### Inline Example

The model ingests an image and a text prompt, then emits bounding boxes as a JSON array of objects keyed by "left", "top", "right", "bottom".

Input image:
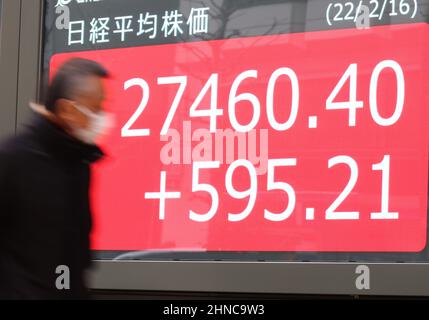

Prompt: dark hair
[{"left": 44, "top": 58, "right": 109, "bottom": 112}]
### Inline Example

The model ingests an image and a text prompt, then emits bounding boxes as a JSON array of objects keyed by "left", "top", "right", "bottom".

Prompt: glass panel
[{"left": 42, "top": 0, "right": 429, "bottom": 262}]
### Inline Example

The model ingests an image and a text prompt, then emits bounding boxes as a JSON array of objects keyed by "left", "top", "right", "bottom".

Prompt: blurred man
[{"left": 0, "top": 58, "right": 111, "bottom": 299}]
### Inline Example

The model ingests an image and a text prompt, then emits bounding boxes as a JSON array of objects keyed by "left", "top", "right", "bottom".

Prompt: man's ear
[{"left": 55, "top": 98, "right": 77, "bottom": 124}]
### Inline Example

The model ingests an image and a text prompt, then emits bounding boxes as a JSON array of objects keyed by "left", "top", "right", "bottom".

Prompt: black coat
[{"left": 0, "top": 112, "right": 104, "bottom": 299}]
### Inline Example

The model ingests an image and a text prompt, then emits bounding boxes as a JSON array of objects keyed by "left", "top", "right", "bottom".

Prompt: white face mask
[{"left": 71, "top": 104, "right": 114, "bottom": 145}]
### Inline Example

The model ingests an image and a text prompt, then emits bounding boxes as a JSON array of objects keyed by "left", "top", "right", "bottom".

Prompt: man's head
[{"left": 43, "top": 58, "right": 110, "bottom": 144}]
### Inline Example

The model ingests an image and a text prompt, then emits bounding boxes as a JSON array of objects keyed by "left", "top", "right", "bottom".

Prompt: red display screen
[{"left": 50, "top": 21, "right": 429, "bottom": 252}]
